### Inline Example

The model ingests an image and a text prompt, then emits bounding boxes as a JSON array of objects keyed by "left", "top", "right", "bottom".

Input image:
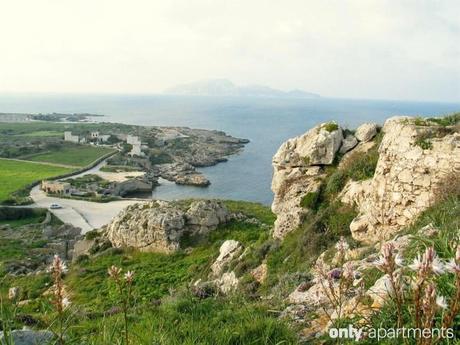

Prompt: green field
[
  {"left": 0, "top": 159, "right": 73, "bottom": 202},
  {"left": 26, "top": 145, "right": 115, "bottom": 167},
  {"left": 16, "top": 130, "right": 62, "bottom": 137}
]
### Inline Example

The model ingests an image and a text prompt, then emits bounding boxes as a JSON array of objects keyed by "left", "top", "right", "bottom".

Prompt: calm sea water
[{"left": 1, "top": 94, "right": 459, "bottom": 204}]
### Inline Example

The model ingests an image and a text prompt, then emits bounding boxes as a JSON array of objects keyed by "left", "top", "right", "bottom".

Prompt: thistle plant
[
  {"left": 49, "top": 254, "right": 71, "bottom": 345},
  {"left": 108, "top": 265, "right": 135, "bottom": 345}
]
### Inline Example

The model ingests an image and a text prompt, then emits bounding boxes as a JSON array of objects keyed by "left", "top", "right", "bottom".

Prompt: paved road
[{"left": 30, "top": 185, "right": 145, "bottom": 234}]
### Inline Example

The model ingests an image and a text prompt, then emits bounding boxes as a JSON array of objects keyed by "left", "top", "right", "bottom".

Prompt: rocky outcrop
[
  {"left": 112, "top": 178, "right": 152, "bottom": 197},
  {"left": 355, "top": 123, "right": 379, "bottom": 142},
  {"left": 345, "top": 116, "right": 460, "bottom": 243},
  {"left": 106, "top": 200, "right": 230, "bottom": 253},
  {"left": 152, "top": 163, "right": 210, "bottom": 187},
  {"left": 210, "top": 240, "right": 242, "bottom": 276},
  {"left": 271, "top": 122, "right": 344, "bottom": 239}
]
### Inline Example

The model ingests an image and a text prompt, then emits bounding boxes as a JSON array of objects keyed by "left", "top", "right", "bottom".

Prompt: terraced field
[
  {"left": 26, "top": 145, "right": 115, "bottom": 167},
  {"left": 0, "top": 159, "right": 74, "bottom": 202}
]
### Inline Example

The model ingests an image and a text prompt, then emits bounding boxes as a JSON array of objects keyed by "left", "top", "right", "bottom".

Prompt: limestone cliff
[
  {"left": 271, "top": 116, "right": 460, "bottom": 243},
  {"left": 345, "top": 116, "right": 460, "bottom": 243}
]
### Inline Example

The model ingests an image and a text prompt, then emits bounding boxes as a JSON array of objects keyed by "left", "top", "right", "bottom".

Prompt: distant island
[
  {"left": 164, "top": 79, "right": 320, "bottom": 99},
  {"left": 0, "top": 112, "right": 104, "bottom": 123}
]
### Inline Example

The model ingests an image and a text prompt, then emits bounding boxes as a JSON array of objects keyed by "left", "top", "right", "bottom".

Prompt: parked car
[{"left": 49, "top": 203, "right": 63, "bottom": 209}]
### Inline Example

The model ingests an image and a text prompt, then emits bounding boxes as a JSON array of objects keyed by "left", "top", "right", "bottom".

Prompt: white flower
[
  {"left": 62, "top": 297, "right": 71, "bottom": 309},
  {"left": 436, "top": 295, "right": 448, "bottom": 310},
  {"left": 373, "top": 257, "right": 386, "bottom": 271},
  {"left": 431, "top": 257, "right": 445, "bottom": 275},
  {"left": 335, "top": 237, "right": 349, "bottom": 252},
  {"left": 409, "top": 255, "right": 422, "bottom": 271},
  {"left": 445, "top": 259, "right": 460, "bottom": 273},
  {"left": 124, "top": 270, "right": 135, "bottom": 283},
  {"left": 50, "top": 255, "right": 67, "bottom": 274},
  {"left": 395, "top": 253, "right": 404, "bottom": 267}
]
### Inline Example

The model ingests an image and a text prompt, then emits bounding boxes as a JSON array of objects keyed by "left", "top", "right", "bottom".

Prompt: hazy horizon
[{"left": 1, "top": 1, "right": 459, "bottom": 102}]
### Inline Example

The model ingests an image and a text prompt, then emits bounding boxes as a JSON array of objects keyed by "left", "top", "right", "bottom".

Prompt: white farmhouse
[{"left": 64, "top": 131, "right": 80, "bottom": 143}]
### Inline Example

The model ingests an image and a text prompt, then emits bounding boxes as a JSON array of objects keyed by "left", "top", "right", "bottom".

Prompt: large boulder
[
  {"left": 339, "top": 134, "right": 358, "bottom": 154},
  {"left": 106, "top": 200, "right": 230, "bottom": 253},
  {"left": 355, "top": 123, "right": 379, "bottom": 142},
  {"left": 271, "top": 123, "right": 343, "bottom": 239}
]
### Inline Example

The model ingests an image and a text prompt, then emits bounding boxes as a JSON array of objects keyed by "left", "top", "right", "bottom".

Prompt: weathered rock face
[
  {"left": 339, "top": 134, "right": 358, "bottom": 154},
  {"left": 210, "top": 240, "right": 243, "bottom": 276},
  {"left": 345, "top": 116, "right": 460, "bottom": 243},
  {"left": 355, "top": 123, "right": 379, "bottom": 142},
  {"left": 273, "top": 123, "right": 343, "bottom": 167},
  {"left": 106, "top": 200, "right": 230, "bottom": 253},
  {"left": 271, "top": 123, "right": 343, "bottom": 239},
  {"left": 186, "top": 200, "right": 231, "bottom": 234}
]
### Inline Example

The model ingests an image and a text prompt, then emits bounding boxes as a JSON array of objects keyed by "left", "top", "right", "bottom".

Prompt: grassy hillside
[
  {"left": 0, "top": 201, "right": 299, "bottom": 344},
  {"left": 0, "top": 159, "right": 73, "bottom": 203}
]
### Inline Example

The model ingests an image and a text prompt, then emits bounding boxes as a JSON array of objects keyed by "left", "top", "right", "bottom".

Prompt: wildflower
[
  {"left": 409, "top": 255, "right": 422, "bottom": 271},
  {"left": 432, "top": 257, "right": 446, "bottom": 275},
  {"left": 61, "top": 297, "right": 71, "bottom": 310},
  {"left": 445, "top": 259, "right": 460, "bottom": 274},
  {"left": 395, "top": 253, "right": 404, "bottom": 267},
  {"left": 335, "top": 236, "right": 349, "bottom": 252},
  {"left": 436, "top": 295, "right": 448, "bottom": 310},
  {"left": 409, "top": 247, "right": 445, "bottom": 276},
  {"left": 50, "top": 255, "right": 68, "bottom": 275},
  {"left": 8, "top": 287, "right": 19, "bottom": 301},
  {"left": 342, "top": 262, "right": 354, "bottom": 280},
  {"left": 124, "top": 270, "right": 135, "bottom": 284},
  {"left": 108, "top": 265, "right": 122, "bottom": 280}
]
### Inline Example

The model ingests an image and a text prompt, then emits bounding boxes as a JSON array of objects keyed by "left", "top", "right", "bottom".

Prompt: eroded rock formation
[
  {"left": 345, "top": 116, "right": 460, "bottom": 243},
  {"left": 106, "top": 200, "right": 230, "bottom": 253},
  {"left": 271, "top": 122, "right": 344, "bottom": 239}
]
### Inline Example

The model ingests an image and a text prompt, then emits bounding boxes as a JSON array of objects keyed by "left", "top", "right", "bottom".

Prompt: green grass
[
  {"left": 0, "top": 159, "right": 73, "bottom": 203},
  {"left": 26, "top": 145, "right": 115, "bottom": 167},
  {"left": 15, "top": 130, "right": 62, "bottom": 137},
  {"left": 0, "top": 201, "right": 298, "bottom": 344}
]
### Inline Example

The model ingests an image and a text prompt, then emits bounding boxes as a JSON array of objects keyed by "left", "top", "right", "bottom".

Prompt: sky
[{"left": 0, "top": 0, "right": 459, "bottom": 102}]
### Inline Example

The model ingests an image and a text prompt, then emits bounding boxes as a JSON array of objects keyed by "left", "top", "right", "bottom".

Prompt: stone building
[
  {"left": 64, "top": 131, "right": 79, "bottom": 143},
  {"left": 41, "top": 180, "right": 71, "bottom": 195}
]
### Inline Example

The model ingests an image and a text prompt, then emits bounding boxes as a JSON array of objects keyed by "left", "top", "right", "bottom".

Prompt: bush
[
  {"left": 300, "top": 191, "right": 320, "bottom": 209},
  {"left": 323, "top": 122, "right": 339, "bottom": 132}
]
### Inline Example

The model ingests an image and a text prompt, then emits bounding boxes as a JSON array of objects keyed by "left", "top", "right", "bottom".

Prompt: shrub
[
  {"left": 325, "top": 170, "right": 347, "bottom": 196},
  {"left": 415, "top": 137, "right": 433, "bottom": 150},
  {"left": 300, "top": 191, "right": 320, "bottom": 209},
  {"left": 323, "top": 122, "right": 339, "bottom": 132}
]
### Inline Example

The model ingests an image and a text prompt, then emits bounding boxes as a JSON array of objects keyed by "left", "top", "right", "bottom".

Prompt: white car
[{"left": 49, "top": 203, "right": 63, "bottom": 209}]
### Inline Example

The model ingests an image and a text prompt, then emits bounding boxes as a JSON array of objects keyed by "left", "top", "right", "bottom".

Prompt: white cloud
[{"left": 0, "top": 0, "right": 458, "bottom": 101}]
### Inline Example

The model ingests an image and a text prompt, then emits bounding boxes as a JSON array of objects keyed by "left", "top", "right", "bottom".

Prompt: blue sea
[{"left": 1, "top": 94, "right": 459, "bottom": 205}]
